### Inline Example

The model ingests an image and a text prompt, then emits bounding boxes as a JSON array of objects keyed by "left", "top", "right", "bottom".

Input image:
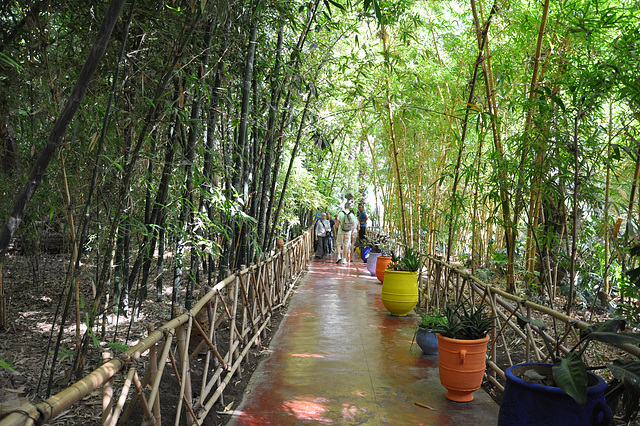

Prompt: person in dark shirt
[{"left": 357, "top": 203, "right": 367, "bottom": 243}]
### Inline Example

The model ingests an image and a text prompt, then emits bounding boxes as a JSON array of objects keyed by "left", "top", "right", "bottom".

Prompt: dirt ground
[{"left": 0, "top": 252, "right": 293, "bottom": 425}]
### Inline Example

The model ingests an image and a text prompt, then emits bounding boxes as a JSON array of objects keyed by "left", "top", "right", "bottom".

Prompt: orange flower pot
[
  {"left": 437, "top": 333, "right": 489, "bottom": 402},
  {"left": 380, "top": 270, "right": 418, "bottom": 316},
  {"left": 375, "top": 256, "right": 392, "bottom": 284}
]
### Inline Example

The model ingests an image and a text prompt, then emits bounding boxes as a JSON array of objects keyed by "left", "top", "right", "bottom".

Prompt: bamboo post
[
  {"left": 175, "top": 317, "right": 194, "bottom": 425},
  {"left": 490, "top": 293, "right": 497, "bottom": 379},
  {"left": 167, "top": 347, "right": 199, "bottom": 425},
  {"left": 132, "top": 370, "right": 155, "bottom": 425},
  {"left": 101, "top": 352, "right": 114, "bottom": 425},
  {"left": 526, "top": 306, "right": 532, "bottom": 363},
  {"left": 108, "top": 366, "right": 135, "bottom": 426},
  {"left": 199, "top": 301, "right": 218, "bottom": 406},
  {"left": 148, "top": 325, "right": 161, "bottom": 426},
  {"left": 144, "top": 331, "right": 173, "bottom": 414},
  {"left": 230, "top": 275, "right": 241, "bottom": 377}
]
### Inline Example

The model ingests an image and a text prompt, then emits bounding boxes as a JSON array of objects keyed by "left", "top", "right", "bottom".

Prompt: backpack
[{"left": 341, "top": 211, "right": 354, "bottom": 232}]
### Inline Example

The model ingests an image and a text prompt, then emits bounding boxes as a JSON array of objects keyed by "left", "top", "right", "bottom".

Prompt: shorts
[{"left": 336, "top": 233, "right": 352, "bottom": 252}]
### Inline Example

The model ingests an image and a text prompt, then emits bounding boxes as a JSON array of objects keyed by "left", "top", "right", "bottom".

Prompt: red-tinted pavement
[{"left": 226, "top": 257, "right": 499, "bottom": 425}]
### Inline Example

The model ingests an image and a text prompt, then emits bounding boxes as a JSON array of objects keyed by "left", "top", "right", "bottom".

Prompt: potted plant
[
  {"left": 373, "top": 237, "right": 394, "bottom": 282},
  {"left": 432, "top": 303, "right": 494, "bottom": 402},
  {"left": 355, "top": 236, "right": 373, "bottom": 263},
  {"left": 497, "top": 316, "right": 640, "bottom": 425},
  {"left": 412, "top": 310, "right": 447, "bottom": 355},
  {"left": 380, "top": 246, "right": 420, "bottom": 316}
]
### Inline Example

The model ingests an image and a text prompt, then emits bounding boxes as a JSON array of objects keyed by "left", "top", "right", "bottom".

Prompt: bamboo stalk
[
  {"left": 146, "top": 331, "right": 174, "bottom": 419},
  {"left": 175, "top": 317, "right": 194, "bottom": 426},
  {"left": 101, "top": 352, "right": 114, "bottom": 425},
  {"left": 107, "top": 366, "right": 135, "bottom": 426},
  {"left": 132, "top": 370, "right": 155, "bottom": 425},
  {"left": 168, "top": 345, "right": 199, "bottom": 426},
  {"left": 148, "top": 326, "right": 161, "bottom": 426}
]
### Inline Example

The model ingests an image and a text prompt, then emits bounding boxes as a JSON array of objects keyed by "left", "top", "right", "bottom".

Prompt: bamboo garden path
[
  {"left": 2, "top": 228, "right": 639, "bottom": 425},
  {"left": 226, "top": 256, "right": 499, "bottom": 425}
]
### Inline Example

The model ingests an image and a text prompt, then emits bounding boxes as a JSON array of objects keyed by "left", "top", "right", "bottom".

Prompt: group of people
[{"left": 314, "top": 201, "right": 367, "bottom": 265}]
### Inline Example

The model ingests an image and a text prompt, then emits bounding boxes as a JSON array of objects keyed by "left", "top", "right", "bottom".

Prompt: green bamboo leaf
[
  {"left": 327, "top": 0, "right": 345, "bottom": 11},
  {"left": 372, "top": 0, "right": 382, "bottom": 23},
  {"left": 607, "top": 360, "right": 640, "bottom": 393},
  {"left": 323, "top": 0, "right": 332, "bottom": 16},
  {"left": 553, "top": 353, "right": 588, "bottom": 408},
  {"left": 0, "top": 357, "right": 13, "bottom": 371}
]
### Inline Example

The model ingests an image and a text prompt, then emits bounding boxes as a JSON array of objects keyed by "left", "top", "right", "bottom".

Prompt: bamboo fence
[
  {"left": 421, "top": 255, "right": 640, "bottom": 392},
  {"left": 0, "top": 229, "right": 313, "bottom": 426}
]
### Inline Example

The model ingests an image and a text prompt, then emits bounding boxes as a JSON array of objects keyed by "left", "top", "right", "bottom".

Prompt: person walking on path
[
  {"left": 314, "top": 213, "right": 329, "bottom": 258},
  {"left": 357, "top": 203, "right": 367, "bottom": 244},
  {"left": 326, "top": 212, "right": 334, "bottom": 254},
  {"left": 334, "top": 202, "right": 357, "bottom": 265}
]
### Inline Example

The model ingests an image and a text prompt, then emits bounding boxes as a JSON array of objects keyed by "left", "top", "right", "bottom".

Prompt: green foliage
[
  {"left": 416, "top": 309, "right": 447, "bottom": 330},
  {"left": 617, "top": 243, "right": 640, "bottom": 327},
  {"left": 433, "top": 303, "right": 493, "bottom": 341},
  {"left": 106, "top": 342, "right": 130, "bottom": 353},
  {"left": 0, "top": 356, "right": 13, "bottom": 371},
  {"left": 388, "top": 246, "right": 420, "bottom": 272},
  {"left": 359, "top": 234, "right": 394, "bottom": 256},
  {"left": 518, "top": 315, "right": 640, "bottom": 409},
  {"left": 552, "top": 352, "right": 589, "bottom": 407}
]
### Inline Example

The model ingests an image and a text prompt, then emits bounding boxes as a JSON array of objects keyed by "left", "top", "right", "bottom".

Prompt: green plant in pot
[
  {"left": 432, "top": 303, "right": 494, "bottom": 402},
  {"left": 388, "top": 246, "right": 421, "bottom": 272},
  {"left": 412, "top": 310, "right": 447, "bottom": 355},
  {"left": 380, "top": 246, "right": 420, "bottom": 316},
  {"left": 497, "top": 315, "right": 640, "bottom": 425},
  {"left": 363, "top": 235, "right": 392, "bottom": 276}
]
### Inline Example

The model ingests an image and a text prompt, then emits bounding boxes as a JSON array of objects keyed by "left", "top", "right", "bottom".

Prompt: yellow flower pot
[{"left": 380, "top": 270, "right": 418, "bottom": 316}]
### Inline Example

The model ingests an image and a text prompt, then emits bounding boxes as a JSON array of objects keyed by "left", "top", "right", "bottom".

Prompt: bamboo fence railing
[
  {"left": 0, "top": 229, "right": 313, "bottom": 426},
  {"left": 421, "top": 255, "right": 640, "bottom": 393}
]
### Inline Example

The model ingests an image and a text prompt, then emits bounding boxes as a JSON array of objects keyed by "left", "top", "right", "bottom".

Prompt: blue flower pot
[
  {"left": 498, "top": 363, "right": 612, "bottom": 426},
  {"left": 360, "top": 246, "right": 372, "bottom": 263},
  {"left": 415, "top": 328, "right": 438, "bottom": 355}
]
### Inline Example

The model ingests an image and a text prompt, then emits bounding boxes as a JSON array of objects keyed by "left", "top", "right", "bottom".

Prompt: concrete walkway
[{"left": 227, "top": 256, "right": 499, "bottom": 425}]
